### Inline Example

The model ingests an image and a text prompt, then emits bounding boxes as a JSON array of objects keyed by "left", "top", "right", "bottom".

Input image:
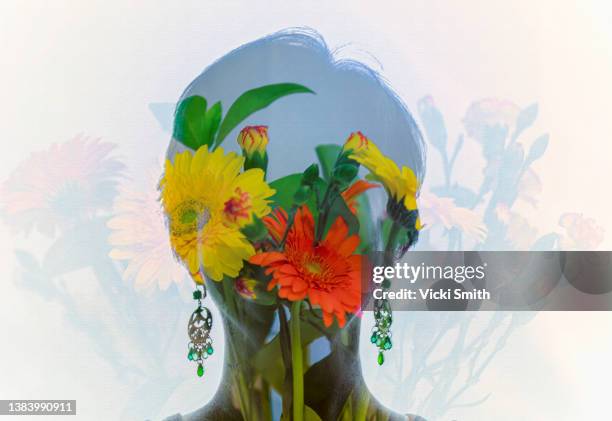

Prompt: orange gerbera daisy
[{"left": 250, "top": 206, "right": 361, "bottom": 327}]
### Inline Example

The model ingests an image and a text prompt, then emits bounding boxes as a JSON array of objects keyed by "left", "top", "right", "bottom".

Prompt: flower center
[
  {"left": 301, "top": 255, "right": 337, "bottom": 291},
  {"left": 304, "top": 261, "right": 323, "bottom": 275},
  {"left": 180, "top": 208, "right": 198, "bottom": 225},
  {"left": 224, "top": 188, "right": 252, "bottom": 223},
  {"left": 171, "top": 199, "right": 210, "bottom": 236}
]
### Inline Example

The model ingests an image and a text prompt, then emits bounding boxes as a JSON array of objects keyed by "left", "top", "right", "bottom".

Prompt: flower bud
[
  {"left": 235, "top": 277, "right": 258, "bottom": 300},
  {"left": 238, "top": 125, "right": 269, "bottom": 155},
  {"left": 342, "top": 131, "right": 370, "bottom": 153},
  {"left": 237, "top": 126, "right": 269, "bottom": 172}
]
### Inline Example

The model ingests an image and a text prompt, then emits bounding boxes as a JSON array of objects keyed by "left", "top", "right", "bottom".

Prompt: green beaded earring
[
  {"left": 187, "top": 284, "right": 214, "bottom": 378},
  {"left": 371, "top": 297, "right": 392, "bottom": 365}
]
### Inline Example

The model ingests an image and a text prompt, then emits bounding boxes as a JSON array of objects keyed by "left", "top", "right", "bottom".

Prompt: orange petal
[
  {"left": 263, "top": 208, "right": 289, "bottom": 242},
  {"left": 318, "top": 292, "right": 335, "bottom": 313},
  {"left": 292, "top": 206, "right": 315, "bottom": 245},
  {"left": 250, "top": 251, "right": 287, "bottom": 266},
  {"left": 291, "top": 278, "right": 308, "bottom": 293},
  {"left": 278, "top": 263, "right": 299, "bottom": 276},
  {"left": 342, "top": 180, "right": 380, "bottom": 202},
  {"left": 279, "top": 275, "right": 304, "bottom": 287},
  {"left": 336, "top": 234, "right": 360, "bottom": 256},
  {"left": 278, "top": 287, "right": 290, "bottom": 298},
  {"left": 322, "top": 216, "right": 349, "bottom": 249},
  {"left": 287, "top": 290, "right": 307, "bottom": 301},
  {"left": 335, "top": 310, "right": 346, "bottom": 327},
  {"left": 322, "top": 311, "right": 334, "bottom": 327},
  {"left": 267, "top": 278, "right": 279, "bottom": 291}
]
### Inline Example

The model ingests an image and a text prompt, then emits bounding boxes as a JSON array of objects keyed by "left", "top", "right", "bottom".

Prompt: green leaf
[
  {"left": 173, "top": 96, "right": 209, "bottom": 150},
  {"left": 333, "top": 163, "right": 358, "bottom": 186},
  {"left": 315, "top": 144, "right": 341, "bottom": 181},
  {"left": 305, "top": 405, "right": 323, "bottom": 421},
  {"left": 294, "top": 185, "right": 313, "bottom": 205},
  {"left": 270, "top": 173, "right": 324, "bottom": 210},
  {"left": 302, "top": 164, "right": 320, "bottom": 185},
  {"left": 202, "top": 101, "right": 222, "bottom": 146},
  {"left": 241, "top": 216, "right": 268, "bottom": 242},
  {"left": 216, "top": 83, "right": 314, "bottom": 146},
  {"left": 270, "top": 173, "right": 304, "bottom": 209},
  {"left": 525, "top": 134, "right": 549, "bottom": 166}
]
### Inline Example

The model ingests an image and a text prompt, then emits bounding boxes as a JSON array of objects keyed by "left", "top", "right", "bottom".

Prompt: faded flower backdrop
[
  {"left": 365, "top": 95, "right": 606, "bottom": 418},
  {"left": 2, "top": 3, "right": 612, "bottom": 419},
  {"left": 1, "top": 95, "right": 604, "bottom": 420},
  {"left": 107, "top": 165, "right": 186, "bottom": 291},
  {"left": 1, "top": 136, "right": 124, "bottom": 237}
]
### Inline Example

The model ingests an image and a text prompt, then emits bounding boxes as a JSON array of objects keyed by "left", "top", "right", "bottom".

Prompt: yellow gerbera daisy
[
  {"left": 160, "top": 146, "right": 275, "bottom": 282},
  {"left": 343, "top": 131, "right": 419, "bottom": 212}
]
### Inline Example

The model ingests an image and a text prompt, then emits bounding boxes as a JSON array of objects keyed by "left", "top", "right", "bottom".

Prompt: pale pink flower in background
[
  {"left": 107, "top": 168, "right": 186, "bottom": 291},
  {"left": 463, "top": 98, "right": 520, "bottom": 142},
  {"left": 496, "top": 204, "right": 538, "bottom": 250},
  {"left": 0, "top": 135, "right": 124, "bottom": 236},
  {"left": 418, "top": 191, "right": 487, "bottom": 241},
  {"left": 558, "top": 213, "right": 605, "bottom": 250}
]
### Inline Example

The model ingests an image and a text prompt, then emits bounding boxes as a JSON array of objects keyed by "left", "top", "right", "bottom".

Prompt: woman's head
[
  {"left": 167, "top": 28, "right": 425, "bottom": 182},
  {"left": 164, "top": 28, "right": 426, "bottom": 305}
]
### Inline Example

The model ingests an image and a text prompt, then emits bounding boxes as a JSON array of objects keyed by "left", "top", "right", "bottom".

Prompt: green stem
[
  {"left": 222, "top": 278, "right": 252, "bottom": 419},
  {"left": 354, "top": 386, "right": 370, "bottom": 421},
  {"left": 279, "top": 207, "right": 297, "bottom": 249},
  {"left": 235, "top": 370, "right": 251, "bottom": 420},
  {"left": 315, "top": 181, "right": 338, "bottom": 243},
  {"left": 277, "top": 305, "right": 293, "bottom": 418},
  {"left": 290, "top": 301, "right": 304, "bottom": 421}
]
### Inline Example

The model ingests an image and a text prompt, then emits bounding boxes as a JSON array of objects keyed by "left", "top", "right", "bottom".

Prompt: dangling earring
[
  {"left": 370, "top": 297, "right": 392, "bottom": 365},
  {"left": 187, "top": 284, "right": 214, "bottom": 378}
]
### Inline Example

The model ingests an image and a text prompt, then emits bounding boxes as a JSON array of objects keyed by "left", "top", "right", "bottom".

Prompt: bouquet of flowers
[{"left": 160, "top": 83, "right": 421, "bottom": 421}]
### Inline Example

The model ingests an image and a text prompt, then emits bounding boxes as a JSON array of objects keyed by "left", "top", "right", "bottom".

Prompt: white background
[{"left": 1, "top": 1, "right": 611, "bottom": 420}]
